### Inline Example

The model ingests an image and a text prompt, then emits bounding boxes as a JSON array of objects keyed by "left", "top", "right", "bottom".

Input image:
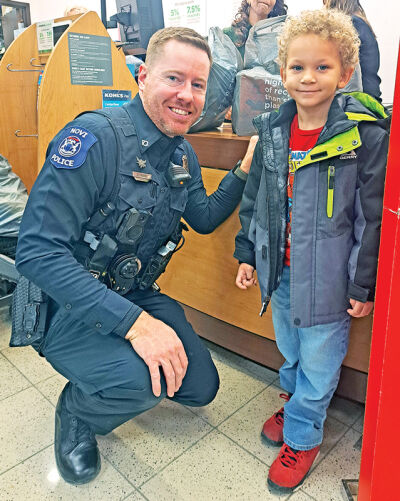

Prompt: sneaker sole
[
  {"left": 267, "top": 473, "right": 306, "bottom": 496},
  {"left": 267, "top": 451, "right": 320, "bottom": 495},
  {"left": 261, "top": 431, "right": 283, "bottom": 447}
]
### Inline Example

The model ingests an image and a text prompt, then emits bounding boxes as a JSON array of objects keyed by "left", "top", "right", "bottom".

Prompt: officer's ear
[{"left": 138, "top": 64, "right": 148, "bottom": 92}]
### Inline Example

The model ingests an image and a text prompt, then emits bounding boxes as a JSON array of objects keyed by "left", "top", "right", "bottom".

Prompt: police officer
[{"left": 15, "top": 27, "right": 256, "bottom": 485}]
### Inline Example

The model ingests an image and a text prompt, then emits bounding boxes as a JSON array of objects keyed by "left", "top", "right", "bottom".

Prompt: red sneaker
[
  {"left": 268, "top": 443, "right": 320, "bottom": 494},
  {"left": 261, "top": 393, "right": 290, "bottom": 446}
]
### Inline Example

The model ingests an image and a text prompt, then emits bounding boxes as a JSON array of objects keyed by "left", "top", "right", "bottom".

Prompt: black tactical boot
[{"left": 54, "top": 383, "right": 101, "bottom": 484}]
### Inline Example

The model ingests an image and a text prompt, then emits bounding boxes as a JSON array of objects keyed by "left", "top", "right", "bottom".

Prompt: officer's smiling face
[{"left": 138, "top": 40, "right": 210, "bottom": 137}]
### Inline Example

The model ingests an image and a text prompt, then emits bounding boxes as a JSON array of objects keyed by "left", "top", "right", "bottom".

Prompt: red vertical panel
[{"left": 358, "top": 44, "right": 400, "bottom": 500}]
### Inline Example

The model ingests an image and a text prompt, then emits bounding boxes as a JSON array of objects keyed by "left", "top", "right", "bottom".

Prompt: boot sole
[{"left": 261, "top": 431, "right": 283, "bottom": 447}]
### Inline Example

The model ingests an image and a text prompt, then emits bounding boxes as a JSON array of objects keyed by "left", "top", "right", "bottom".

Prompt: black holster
[
  {"left": 136, "top": 222, "right": 188, "bottom": 290},
  {"left": 9, "top": 276, "right": 48, "bottom": 347}
]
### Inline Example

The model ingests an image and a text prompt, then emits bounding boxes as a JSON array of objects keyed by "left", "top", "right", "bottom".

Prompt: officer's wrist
[
  {"left": 125, "top": 328, "right": 140, "bottom": 341},
  {"left": 232, "top": 160, "right": 248, "bottom": 181}
]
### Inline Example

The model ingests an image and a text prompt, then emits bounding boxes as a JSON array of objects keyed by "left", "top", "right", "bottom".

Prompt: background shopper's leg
[
  {"left": 271, "top": 266, "right": 298, "bottom": 395},
  {"left": 283, "top": 316, "right": 351, "bottom": 450}
]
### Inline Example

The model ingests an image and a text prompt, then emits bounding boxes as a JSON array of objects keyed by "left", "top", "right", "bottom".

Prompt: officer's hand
[
  {"left": 235, "top": 263, "right": 256, "bottom": 289},
  {"left": 347, "top": 299, "right": 374, "bottom": 318},
  {"left": 125, "top": 311, "right": 188, "bottom": 398},
  {"left": 239, "top": 135, "right": 259, "bottom": 174}
]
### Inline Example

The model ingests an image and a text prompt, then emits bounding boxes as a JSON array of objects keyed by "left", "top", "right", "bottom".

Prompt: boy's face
[{"left": 280, "top": 34, "right": 353, "bottom": 119}]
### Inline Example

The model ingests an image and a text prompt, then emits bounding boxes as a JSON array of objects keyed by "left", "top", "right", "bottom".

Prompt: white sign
[
  {"left": 162, "top": 0, "right": 207, "bottom": 36},
  {"left": 36, "top": 20, "right": 54, "bottom": 54}
]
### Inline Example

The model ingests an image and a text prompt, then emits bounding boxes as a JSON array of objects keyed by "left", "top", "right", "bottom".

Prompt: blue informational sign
[{"left": 102, "top": 89, "right": 132, "bottom": 108}]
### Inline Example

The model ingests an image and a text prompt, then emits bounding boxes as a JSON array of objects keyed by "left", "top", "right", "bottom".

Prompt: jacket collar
[
  {"left": 268, "top": 92, "right": 386, "bottom": 141},
  {"left": 255, "top": 94, "right": 365, "bottom": 171},
  {"left": 268, "top": 94, "right": 355, "bottom": 136},
  {"left": 124, "top": 94, "right": 184, "bottom": 155}
]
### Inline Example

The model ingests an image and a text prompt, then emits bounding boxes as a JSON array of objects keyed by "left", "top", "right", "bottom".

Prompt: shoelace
[
  {"left": 274, "top": 393, "right": 291, "bottom": 425},
  {"left": 279, "top": 393, "right": 291, "bottom": 403},
  {"left": 68, "top": 416, "right": 79, "bottom": 447},
  {"left": 68, "top": 415, "right": 95, "bottom": 447},
  {"left": 279, "top": 445, "right": 305, "bottom": 469}
]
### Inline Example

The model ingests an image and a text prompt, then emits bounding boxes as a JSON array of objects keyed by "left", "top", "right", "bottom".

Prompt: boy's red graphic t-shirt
[{"left": 285, "top": 115, "right": 323, "bottom": 266}]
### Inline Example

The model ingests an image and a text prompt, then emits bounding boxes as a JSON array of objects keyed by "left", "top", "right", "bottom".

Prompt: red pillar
[{"left": 358, "top": 43, "right": 400, "bottom": 500}]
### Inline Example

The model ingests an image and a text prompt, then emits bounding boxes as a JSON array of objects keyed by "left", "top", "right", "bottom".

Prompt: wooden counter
[
  {"left": 183, "top": 122, "right": 251, "bottom": 170},
  {"left": 158, "top": 124, "right": 371, "bottom": 403}
]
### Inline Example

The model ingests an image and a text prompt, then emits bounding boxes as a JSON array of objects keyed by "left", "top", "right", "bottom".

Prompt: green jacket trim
[
  {"left": 343, "top": 92, "right": 388, "bottom": 119},
  {"left": 294, "top": 126, "right": 362, "bottom": 171},
  {"left": 346, "top": 112, "right": 378, "bottom": 122},
  {"left": 293, "top": 91, "right": 388, "bottom": 172}
]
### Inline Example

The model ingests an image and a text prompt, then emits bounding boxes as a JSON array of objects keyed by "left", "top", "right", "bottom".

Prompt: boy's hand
[
  {"left": 347, "top": 299, "right": 374, "bottom": 318},
  {"left": 236, "top": 263, "right": 257, "bottom": 289}
]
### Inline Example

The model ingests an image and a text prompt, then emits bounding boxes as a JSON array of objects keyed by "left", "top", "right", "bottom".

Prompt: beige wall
[{"left": 28, "top": 0, "right": 117, "bottom": 23}]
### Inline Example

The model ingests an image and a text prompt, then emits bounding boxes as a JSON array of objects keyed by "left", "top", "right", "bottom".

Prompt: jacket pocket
[
  {"left": 326, "top": 165, "right": 335, "bottom": 218},
  {"left": 314, "top": 231, "right": 353, "bottom": 317},
  {"left": 169, "top": 186, "right": 188, "bottom": 214},
  {"left": 119, "top": 174, "right": 157, "bottom": 212},
  {"left": 317, "top": 161, "right": 357, "bottom": 240}
]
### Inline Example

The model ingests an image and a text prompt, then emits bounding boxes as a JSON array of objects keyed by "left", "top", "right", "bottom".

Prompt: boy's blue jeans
[{"left": 271, "top": 266, "right": 351, "bottom": 450}]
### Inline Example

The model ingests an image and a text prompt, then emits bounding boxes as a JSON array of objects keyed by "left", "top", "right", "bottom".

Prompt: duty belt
[{"left": 76, "top": 205, "right": 188, "bottom": 295}]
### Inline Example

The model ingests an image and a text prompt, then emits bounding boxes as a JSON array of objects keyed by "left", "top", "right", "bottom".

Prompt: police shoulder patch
[{"left": 49, "top": 126, "right": 98, "bottom": 169}]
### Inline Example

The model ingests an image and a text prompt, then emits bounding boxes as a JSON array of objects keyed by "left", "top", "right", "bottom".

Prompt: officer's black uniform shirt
[{"left": 16, "top": 95, "right": 246, "bottom": 339}]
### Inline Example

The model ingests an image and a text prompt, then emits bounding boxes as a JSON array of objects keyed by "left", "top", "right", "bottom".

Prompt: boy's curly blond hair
[{"left": 278, "top": 9, "right": 360, "bottom": 71}]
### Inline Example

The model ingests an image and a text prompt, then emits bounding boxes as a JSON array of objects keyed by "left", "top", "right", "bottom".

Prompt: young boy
[{"left": 234, "top": 9, "right": 389, "bottom": 495}]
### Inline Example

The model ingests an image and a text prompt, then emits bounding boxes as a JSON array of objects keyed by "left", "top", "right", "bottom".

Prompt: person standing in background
[
  {"left": 64, "top": 5, "right": 88, "bottom": 17},
  {"left": 223, "top": 0, "right": 288, "bottom": 121},
  {"left": 224, "top": 0, "right": 288, "bottom": 59},
  {"left": 324, "top": 0, "right": 382, "bottom": 102},
  {"left": 0, "top": 155, "right": 27, "bottom": 260}
]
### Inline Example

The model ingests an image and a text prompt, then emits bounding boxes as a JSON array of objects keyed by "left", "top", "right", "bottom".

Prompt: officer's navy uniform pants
[{"left": 37, "top": 289, "right": 219, "bottom": 435}]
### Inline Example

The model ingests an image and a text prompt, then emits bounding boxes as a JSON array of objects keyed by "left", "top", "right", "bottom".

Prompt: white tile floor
[{"left": 0, "top": 305, "right": 364, "bottom": 500}]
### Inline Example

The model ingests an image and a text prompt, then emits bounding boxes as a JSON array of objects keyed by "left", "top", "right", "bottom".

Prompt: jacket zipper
[
  {"left": 327, "top": 165, "right": 335, "bottom": 218},
  {"left": 259, "top": 296, "right": 270, "bottom": 316}
]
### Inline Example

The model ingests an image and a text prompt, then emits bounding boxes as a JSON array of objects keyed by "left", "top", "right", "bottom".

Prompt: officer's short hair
[{"left": 146, "top": 27, "right": 212, "bottom": 67}]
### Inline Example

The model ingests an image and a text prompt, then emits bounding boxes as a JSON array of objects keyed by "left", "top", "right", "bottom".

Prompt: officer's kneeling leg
[
  {"left": 131, "top": 290, "right": 220, "bottom": 407},
  {"left": 41, "top": 319, "right": 166, "bottom": 435}
]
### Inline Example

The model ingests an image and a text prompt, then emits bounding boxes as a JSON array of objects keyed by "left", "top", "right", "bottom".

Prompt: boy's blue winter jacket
[{"left": 234, "top": 93, "right": 389, "bottom": 328}]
